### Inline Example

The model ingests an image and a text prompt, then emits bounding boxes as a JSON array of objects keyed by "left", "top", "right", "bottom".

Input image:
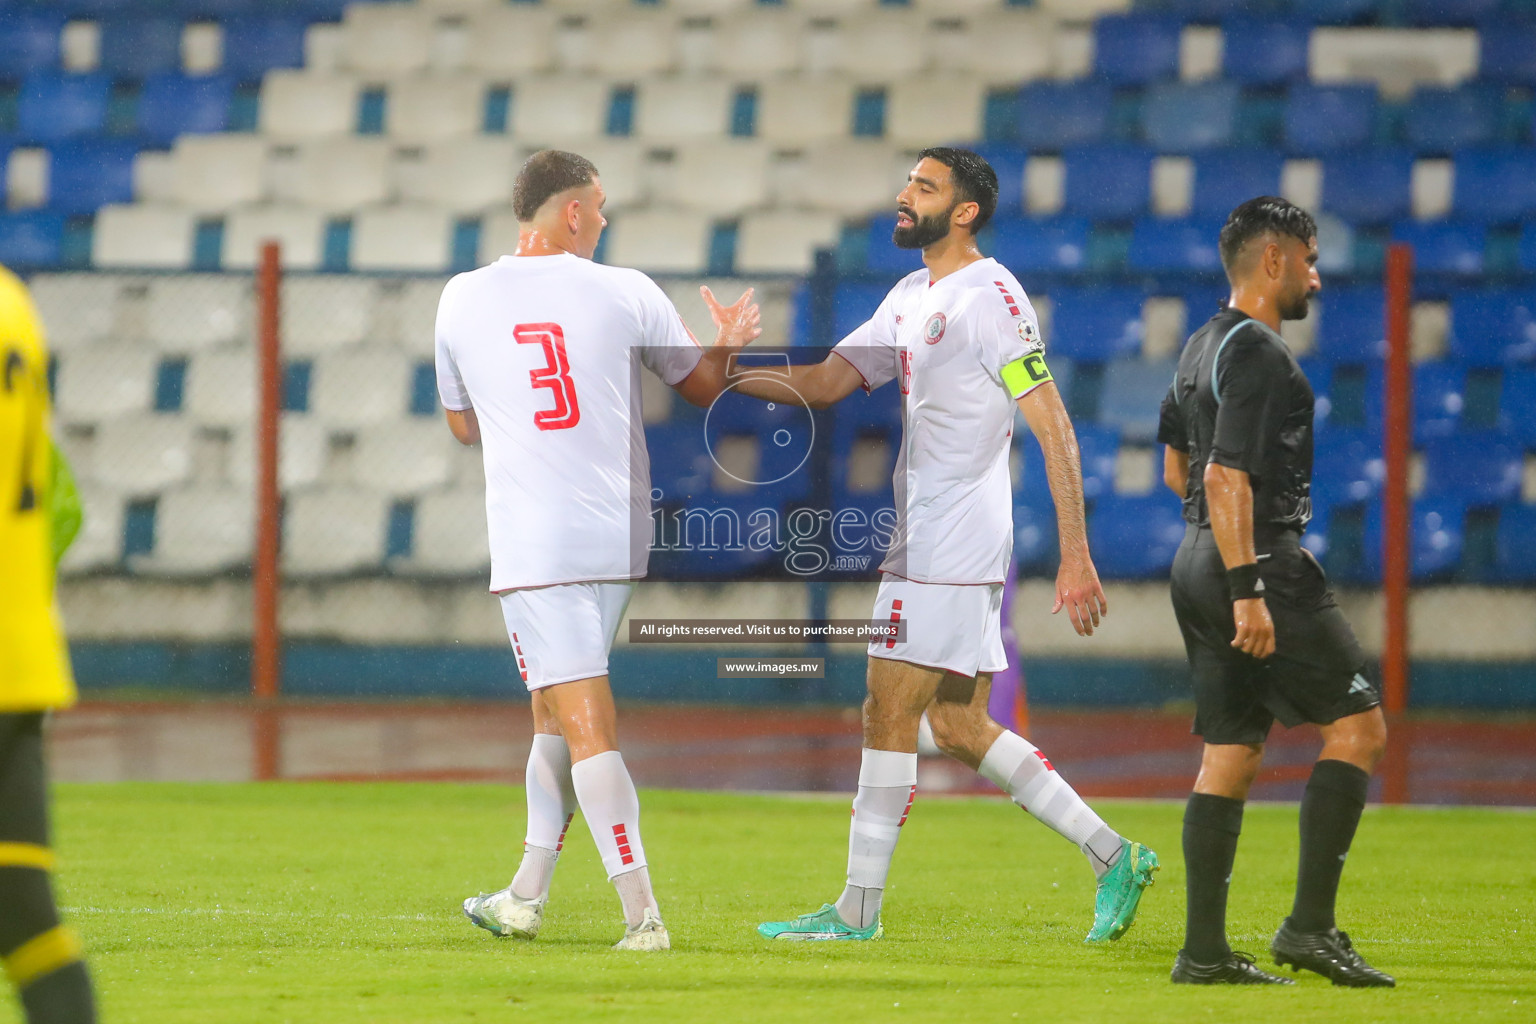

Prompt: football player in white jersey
[
  {"left": 714, "top": 147, "right": 1159, "bottom": 942},
  {"left": 442, "top": 150, "right": 760, "bottom": 950}
]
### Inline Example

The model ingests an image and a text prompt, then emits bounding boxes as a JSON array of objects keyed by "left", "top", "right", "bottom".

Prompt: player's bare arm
[
  {"left": 1017, "top": 381, "right": 1108, "bottom": 636},
  {"left": 674, "top": 286, "right": 763, "bottom": 408},
  {"left": 719, "top": 350, "right": 865, "bottom": 409},
  {"left": 1163, "top": 446, "right": 1190, "bottom": 496},
  {"left": 1203, "top": 462, "right": 1275, "bottom": 659},
  {"left": 444, "top": 407, "right": 480, "bottom": 446}
]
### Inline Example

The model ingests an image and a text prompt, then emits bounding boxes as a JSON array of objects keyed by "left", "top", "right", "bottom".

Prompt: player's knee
[{"left": 924, "top": 705, "right": 985, "bottom": 757}]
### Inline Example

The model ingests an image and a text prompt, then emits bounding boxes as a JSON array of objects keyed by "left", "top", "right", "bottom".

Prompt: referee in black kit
[{"left": 1157, "top": 198, "right": 1394, "bottom": 988}]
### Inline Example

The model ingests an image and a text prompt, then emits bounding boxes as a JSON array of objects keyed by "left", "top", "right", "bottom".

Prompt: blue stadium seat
[
  {"left": 1126, "top": 218, "right": 1225, "bottom": 274},
  {"left": 1391, "top": 220, "right": 1486, "bottom": 276},
  {"left": 1312, "top": 428, "right": 1384, "bottom": 504},
  {"left": 1062, "top": 146, "right": 1152, "bottom": 221},
  {"left": 47, "top": 139, "right": 139, "bottom": 217},
  {"left": 1364, "top": 361, "right": 1466, "bottom": 440},
  {"left": 1452, "top": 149, "right": 1536, "bottom": 224},
  {"left": 1093, "top": 16, "right": 1181, "bottom": 86},
  {"left": 1220, "top": 19, "right": 1309, "bottom": 86},
  {"left": 1313, "top": 286, "right": 1384, "bottom": 365},
  {"left": 1088, "top": 494, "right": 1187, "bottom": 579},
  {"left": 1018, "top": 422, "right": 1119, "bottom": 505},
  {"left": 1300, "top": 498, "right": 1331, "bottom": 561},
  {"left": 1014, "top": 82, "right": 1112, "bottom": 151},
  {"left": 645, "top": 421, "right": 713, "bottom": 503},
  {"left": 1284, "top": 85, "right": 1377, "bottom": 155},
  {"left": 1447, "top": 290, "right": 1536, "bottom": 367},
  {"left": 863, "top": 216, "right": 910, "bottom": 274},
  {"left": 1421, "top": 433, "right": 1524, "bottom": 505},
  {"left": 136, "top": 72, "right": 232, "bottom": 146},
  {"left": 830, "top": 281, "right": 898, "bottom": 342},
  {"left": 1012, "top": 499, "right": 1057, "bottom": 570},
  {"left": 1142, "top": 82, "right": 1238, "bottom": 152},
  {"left": 18, "top": 72, "right": 110, "bottom": 144},
  {"left": 663, "top": 493, "right": 780, "bottom": 579},
  {"left": 1099, "top": 357, "right": 1179, "bottom": 441},
  {"left": 1360, "top": 496, "right": 1467, "bottom": 581},
  {"left": 1479, "top": 21, "right": 1536, "bottom": 86},
  {"left": 1501, "top": 368, "right": 1536, "bottom": 444},
  {"left": 1493, "top": 504, "right": 1536, "bottom": 582},
  {"left": 1403, "top": 0, "right": 1502, "bottom": 26},
  {"left": 1302, "top": 359, "right": 1335, "bottom": 429},
  {"left": 0, "top": 10, "right": 65, "bottom": 81},
  {"left": 972, "top": 145, "right": 1027, "bottom": 212},
  {"left": 1523, "top": 223, "right": 1536, "bottom": 274},
  {"left": 1296, "top": 0, "right": 1386, "bottom": 23},
  {"left": 1046, "top": 287, "right": 1144, "bottom": 363},
  {"left": 1189, "top": 150, "right": 1284, "bottom": 220},
  {"left": 989, "top": 217, "right": 1091, "bottom": 273},
  {"left": 1321, "top": 150, "right": 1413, "bottom": 225},
  {"left": 1404, "top": 86, "right": 1500, "bottom": 154},
  {"left": 0, "top": 211, "right": 64, "bottom": 269},
  {"left": 99, "top": 17, "right": 183, "bottom": 80},
  {"left": 173, "top": 0, "right": 262, "bottom": 16},
  {"left": 221, "top": 15, "right": 309, "bottom": 81}
]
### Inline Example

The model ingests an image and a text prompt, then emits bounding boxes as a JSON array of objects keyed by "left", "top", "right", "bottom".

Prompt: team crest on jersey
[{"left": 924, "top": 312, "right": 946, "bottom": 344}]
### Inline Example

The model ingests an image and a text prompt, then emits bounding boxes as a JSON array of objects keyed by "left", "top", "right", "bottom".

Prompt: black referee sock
[
  {"left": 1291, "top": 758, "right": 1370, "bottom": 934},
  {"left": 1182, "top": 792, "right": 1245, "bottom": 963}
]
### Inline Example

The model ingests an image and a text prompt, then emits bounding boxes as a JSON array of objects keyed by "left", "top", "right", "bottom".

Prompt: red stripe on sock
[
  {"left": 1035, "top": 750, "right": 1054, "bottom": 771},
  {"left": 897, "top": 784, "right": 916, "bottom": 826},
  {"left": 556, "top": 813, "right": 573, "bottom": 853},
  {"left": 612, "top": 824, "right": 635, "bottom": 865}
]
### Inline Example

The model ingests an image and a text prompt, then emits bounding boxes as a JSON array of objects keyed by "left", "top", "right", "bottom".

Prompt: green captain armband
[{"left": 1000, "top": 351, "right": 1053, "bottom": 398}]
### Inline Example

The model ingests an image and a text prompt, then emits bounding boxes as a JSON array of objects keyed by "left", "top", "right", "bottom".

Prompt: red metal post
[
  {"left": 253, "top": 242, "right": 283, "bottom": 779},
  {"left": 1381, "top": 244, "right": 1413, "bottom": 803}
]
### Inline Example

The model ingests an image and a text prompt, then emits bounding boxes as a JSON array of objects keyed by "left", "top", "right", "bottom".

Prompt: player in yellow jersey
[{"left": 0, "top": 264, "right": 96, "bottom": 1024}]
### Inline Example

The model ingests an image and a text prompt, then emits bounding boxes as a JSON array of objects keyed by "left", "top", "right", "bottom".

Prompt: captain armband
[{"left": 1000, "top": 351, "right": 1054, "bottom": 399}]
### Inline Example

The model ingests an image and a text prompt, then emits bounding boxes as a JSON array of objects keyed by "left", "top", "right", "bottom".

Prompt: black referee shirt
[{"left": 1157, "top": 308, "right": 1315, "bottom": 532}]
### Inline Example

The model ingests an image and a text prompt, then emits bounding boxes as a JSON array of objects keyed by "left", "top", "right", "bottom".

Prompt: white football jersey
[
  {"left": 834, "top": 257, "right": 1047, "bottom": 585},
  {"left": 435, "top": 253, "right": 702, "bottom": 591}
]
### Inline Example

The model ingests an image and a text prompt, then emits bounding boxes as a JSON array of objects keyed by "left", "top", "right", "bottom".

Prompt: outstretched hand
[
  {"left": 1053, "top": 555, "right": 1108, "bottom": 636},
  {"left": 701, "top": 285, "right": 761, "bottom": 349}
]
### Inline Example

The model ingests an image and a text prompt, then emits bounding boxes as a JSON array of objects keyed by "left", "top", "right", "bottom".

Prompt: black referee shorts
[{"left": 1170, "top": 525, "right": 1381, "bottom": 745}]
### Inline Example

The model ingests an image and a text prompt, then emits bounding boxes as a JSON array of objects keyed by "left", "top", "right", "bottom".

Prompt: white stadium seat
[
  {"left": 775, "top": 141, "right": 912, "bottom": 216},
  {"left": 1311, "top": 28, "right": 1478, "bottom": 97},
  {"left": 381, "top": 277, "right": 450, "bottom": 350},
  {"left": 394, "top": 137, "right": 520, "bottom": 213},
  {"left": 143, "top": 276, "right": 251, "bottom": 353},
  {"left": 477, "top": 208, "right": 520, "bottom": 264},
  {"left": 270, "top": 138, "right": 393, "bottom": 214},
  {"left": 463, "top": 6, "right": 558, "bottom": 77},
  {"left": 53, "top": 344, "right": 157, "bottom": 423},
  {"left": 229, "top": 417, "right": 331, "bottom": 492},
  {"left": 221, "top": 205, "right": 327, "bottom": 271},
  {"left": 734, "top": 210, "right": 841, "bottom": 275},
  {"left": 565, "top": 138, "right": 649, "bottom": 210},
  {"left": 350, "top": 418, "right": 456, "bottom": 494},
  {"left": 339, "top": 3, "right": 436, "bottom": 77},
  {"left": 386, "top": 76, "right": 484, "bottom": 143},
  {"left": 308, "top": 347, "right": 414, "bottom": 426},
  {"left": 705, "top": 12, "right": 806, "bottom": 78},
  {"left": 259, "top": 72, "right": 360, "bottom": 140},
  {"left": 1036, "top": 0, "right": 1134, "bottom": 20},
  {"left": 886, "top": 75, "right": 986, "bottom": 148},
  {"left": 92, "top": 205, "right": 195, "bottom": 270},
  {"left": 282, "top": 486, "right": 390, "bottom": 575},
  {"left": 183, "top": 348, "right": 254, "bottom": 428},
  {"left": 396, "top": 486, "right": 489, "bottom": 576},
  {"left": 756, "top": 77, "right": 855, "bottom": 145},
  {"left": 131, "top": 485, "right": 254, "bottom": 575},
  {"left": 934, "top": 12, "right": 1057, "bottom": 87},
  {"left": 59, "top": 488, "right": 122, "bottom": 574},
  {"left": 89, "top": 415, "right": 196, "bottom": 494},
  {"left": 351, "top": 204, "right": 453, "bottom": 273},
  {"left": 632, "top": 76, "right": 735, "bottom": 141},
  {"left": 562, "top": 13, "right": 679, "bottom": 77},
  {"left": 650, "top": 139, "right": 773, "bottom": 216},
  {"left": 508, "top": 75, "right": 610, "bottom": 147},
  {"left": 601, "top": 207, "right": 713, "bottom": 275},
  {"left": 27, "top": 275, "right": 122, "bottom": 350},
  {"left": 812, "top": 12, "right": 930, "bottom": 82},
  {"left": 168, "top": 135, "right": 269, "bottom": 212},
  {"left": 282, "top": 276, "right": 381, "bottom": 354}
]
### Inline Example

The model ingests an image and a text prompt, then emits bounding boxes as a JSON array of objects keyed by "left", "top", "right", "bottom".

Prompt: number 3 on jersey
[{"left": 515, "top": 323, "right": 581, "bottom": 431}]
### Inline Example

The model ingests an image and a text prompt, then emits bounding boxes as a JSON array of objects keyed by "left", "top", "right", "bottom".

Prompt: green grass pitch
[{"left": 10, "top": 784, "right": 1533, "bottom": 1023}]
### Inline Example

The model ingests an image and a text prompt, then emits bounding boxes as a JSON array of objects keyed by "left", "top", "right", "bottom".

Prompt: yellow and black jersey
[{"left": 0, "top": 265, "right": 74, "bottom": 711}]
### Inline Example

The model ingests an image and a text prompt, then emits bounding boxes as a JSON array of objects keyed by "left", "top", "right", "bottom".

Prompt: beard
[
  {"left": 1280, "top": 288, "right": 1314, "bottom": 322},
  {"left": 892, "top": 205, "right": 954, "bottom": 250}
]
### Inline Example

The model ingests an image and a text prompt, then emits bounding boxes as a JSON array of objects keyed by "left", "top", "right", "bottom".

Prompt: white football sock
[
  {"left": 834, "top": 748, "right": 917, "bottom": 929},
  {"left": 570, "top": 749, "right": 656, "bottom": 926},
  {"left": 978, "top": 730, "right": 1124, "bottom": 879},
  {"left": 510, "top": 733, "right": 574, "bottom": 901}
]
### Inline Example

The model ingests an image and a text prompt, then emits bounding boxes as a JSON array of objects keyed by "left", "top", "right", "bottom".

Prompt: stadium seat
[
  {"left": 309, "top": 347, "right": 414, "bottom": 426},
  {"left": 338, "top": 3, "right": 435, "bottom": 77},
  {"left": 1283, "top": 85, "right": 1377, "bottom": 155},
  {"left": 814, "top": 10, "right": 928, "bottom": 82},
  {"left": 53, "top": 345, "right": 157, "bottom": 423},
  {"left": 0, "top": 11, "right": 65, "bottom": 81},
  {"left": 1014, "top": 82, "right": 1112, "bottom": 152},
  {"left": 1092, "top": 16, "right": 1181, "bottom": 86},
  {"left": 98, "top": 17, "right": 183, "bottom": 79},
  {"left": 735, "top": 211, "right": 841, "bottom": 276},
  {"left": 1099, "top": 357, "right": 1179, "bottom": 442},
  {"left": 1188, "top": 150, "right": 1284, "bottom": 220},
  {"left": 165, "top": 135, "right": 268, "bottom": 212},
  {"left": 27, "top": 275, "right": 121, "bottom": 350},
  {"left": 1500, "top": 368, "right": 1536, "bottom": 444},
  {"left": 272, "top": 138, "right": 393, "bottom": 213},
  {"left": 1402, "top": 0, "right": 1502, "bottom": 26},
  {"left": 507, "top": 75, "right": 613, "bottom": 147},
  {"left": 1321, "top": 150, "right": 1413, "bottom": 225},
  {"left": 380, "top": 277, "right": 448, "bottom": 351},
  {"left": 395, "top": 137, "right": 519, "bottom": 214},
  {"left": 19, "top": 73, "right": 110, "bottom": 144},
  {"left": 1478, "top": 20, "right": 1536, "bottom": 86},
  {"left": 47, "top": 139, "right": 139, "bottom": 217},
  {"left": 886, "top": 75, "right": 986, "bottom": 149},
  {"left": 633, "top": 77, "right": 734, "bottom": 141},
  {"left": 1018, "top": 421, "right": 1119, "bottom": 505},
  {"left": 1359, "top": 496, "right": 1467, "bottom": 581},
  {"left": 144, "top": 276, "right": 250, "bottom": 352},
  {"left": 461, "top": 5, "right": 557, "bottom": 77},
  {"left": 1126, "top": 218, "right": 1225, "bottom": 274},
  {"left": 1062, "top": 147, "right": 1152, "bottom": 221},
  {"left": 130, "top": 485, "right": 254, "bottom": 576},
  {"left": 1300, "top": 498, "right": 1331, "bottom": 561},
  {"left": 1404, "top": 85, "right": 1500, "bottom": 154},
  {"left": 1523, "top": 223, "right": 1536, "bottom": 275},
  {"left": 136, "top": 73, "right": 234, "bottom": 147},
  {"left": 1492, "top": 504, "right": 1536, "bottom": 582},
  {"left": 1420, "top": 432, "right": 1524, "bottom": 505},
  {"left": 92, "top": 204, "right": 196, "bottom": 270},
  {"left": 89, "top": 414, "right": 196, "bottom": 494},
  {"left": 280, "top": 277, "right": 374, "bottom": 355},
  {"left": 182, "top": 348, "right": 254, "bottom": 427},
  {"left": 1362, "top": 361, "right": 1467, "bottom": 440},
  {"left": 282, "top": 487, "right": 390, "bottom": 576},
  {"left": 350, "top": 419, "right": 456, "bottom": 495},
  {"left": 1047, "top": 288, "right": 1145, "bottom": 363},
  {"left": 59, "top": 488, "right": 123, "bottom": 574},
  {"left": 702, "top": 11, "right": 804, "bottom": 79},
  {"left": 1452, "top": 149, "right": 1536, "bottom": 225},
  {"left": 395, "top": 487, "right": 489, "bottom": 577},
  {"left": 756, "top": 77, "right": 857, "bottom": 146},
  {"left": 1142, "top": 82, "right": 1239, "bottom": 153},
  {"left": 222, "top": 205, "right": 326, "bottom": 271},
  {"left": 221, "top": 15, "right": 309, "bottom": 81},
  {"left": 1312, "top": 428, "right": 1384, "bottom": 504},
  {"left": 778, "top": 141, "right": 910, "bottom": 217},
  {"left": 602, "top": 208, "right": 712, "bottom": 275},
  {"left": 228, "top": 416, "right": 329, "bottom": 491},
  {"left": 0, "top": 211, "right": 64, "bottom": 269},
  {"left": 1312, "top": 287, "right": 1385, "bottom": 365},
  {"left": 1220, "top": 18, "right": 1309, "bottom": 86},
  {"left": 1089, "top": 494, "right": 1187, "bottom": 579},
  {"left": 935, "top": 10, "right": 1055, "bottom": 87},
  {"left": 260, "top": 72, "right": 360, "bottom": 139},
  {"left": 385, "top": 77, "right": 483, "bottom": 143},
  {"left": 562, "top": 11, "right": 679, "bottom": 78},
  {"left": 988, "top": 217, "right": 1091, "bottom": 274},
  {"left": 651, "top": 139, "right": 773, "bottom": 217},
  {"left": 1390, "top": 220, "right": 1485, "bottom": 276},
  {"left": 350, "top": 205, "right": 453, "bottom": 273},
  {"left": 645, "top": 421, "right": 715, "bottom": 504},
  {"left": 1447, "top": 290, "right": 1536, "bottom": 367}
]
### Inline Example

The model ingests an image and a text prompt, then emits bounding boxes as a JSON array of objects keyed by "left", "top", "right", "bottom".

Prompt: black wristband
[{"left": 1226, "top": 563, "right": 1264, "bottom": 601}]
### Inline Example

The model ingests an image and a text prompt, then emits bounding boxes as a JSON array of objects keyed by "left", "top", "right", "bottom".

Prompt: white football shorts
[
  {"left": 498, "top": 581, "right": 635, "bottom": 691},
  {"left": 866, "top": 574, "right": 1008, "bottom": 678}
]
